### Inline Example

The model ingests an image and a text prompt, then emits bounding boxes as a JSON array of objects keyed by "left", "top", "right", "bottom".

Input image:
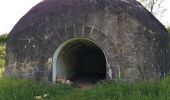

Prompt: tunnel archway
[{"left": 53, "top": 38, "right": 106, "bottom": 85}]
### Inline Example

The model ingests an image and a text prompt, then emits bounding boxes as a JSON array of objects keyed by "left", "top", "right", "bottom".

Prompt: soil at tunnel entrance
[{"left": 71, "top": 74, "right": 105, "bottom": 89}]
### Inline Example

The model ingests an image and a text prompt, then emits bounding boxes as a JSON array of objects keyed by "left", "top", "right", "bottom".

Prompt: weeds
[{"left": 0, "top": 78, "right": 170, "bottom": 100}]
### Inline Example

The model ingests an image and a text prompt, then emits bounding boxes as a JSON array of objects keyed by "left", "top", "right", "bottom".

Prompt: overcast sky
[{"left": 0, "top": 0, "right": 170, "bottom": 34}]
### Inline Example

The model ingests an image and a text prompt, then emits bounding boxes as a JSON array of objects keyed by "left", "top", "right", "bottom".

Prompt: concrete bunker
[
  {"left": 5, "top": 0, "right": 170, "bottom": 82},
  {"left": 53, "top": 38, "right": 106, "bottom": 84}
]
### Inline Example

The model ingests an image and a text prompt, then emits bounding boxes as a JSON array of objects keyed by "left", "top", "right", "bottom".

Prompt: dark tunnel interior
[{"left": 57, "top": 39, "right": 106, "bottom": 86}]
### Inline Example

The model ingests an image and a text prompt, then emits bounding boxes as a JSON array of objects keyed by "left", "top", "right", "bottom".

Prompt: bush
[
  {"left": 0, "top": 34, "right": 7, "bottom": 42},
  {"left": 0, "top": 43, "right": 5, "bottom": 77},
  {"left": 0, "top": 43, "right": 5, "bottom": 68}
]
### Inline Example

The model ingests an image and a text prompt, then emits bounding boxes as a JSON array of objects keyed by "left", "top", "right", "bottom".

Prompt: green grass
[{"left": 0, "top": 78, "right": 170, "bottom": 100}]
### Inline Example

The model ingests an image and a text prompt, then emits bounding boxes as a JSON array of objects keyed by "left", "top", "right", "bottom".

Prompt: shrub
[
  {"left": 0, "top": 43, "right": 5, "bottom": 68},
  {"left": 0, "top": 34, "right": 7, "bottom": 42}
]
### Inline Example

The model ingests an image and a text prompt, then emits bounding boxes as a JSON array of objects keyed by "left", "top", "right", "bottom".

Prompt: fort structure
[{"left": 5, "top": 0, "right": 169, "bottom": 83}]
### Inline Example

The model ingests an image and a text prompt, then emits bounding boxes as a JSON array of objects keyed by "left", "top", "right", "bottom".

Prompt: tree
[{"left": 139, "top": 0, "right": 166, "bottom": 16}]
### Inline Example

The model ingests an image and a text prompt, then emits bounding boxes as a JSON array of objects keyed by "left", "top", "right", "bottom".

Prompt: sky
[
  {"left": 0, "top": 0, "right": 43, "bottom": 34},
  {"left": 0, "top": 0, "right": 170, "bottom": 34}
]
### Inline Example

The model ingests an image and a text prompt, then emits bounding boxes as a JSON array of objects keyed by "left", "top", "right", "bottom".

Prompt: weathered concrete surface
[{"left": 5, "top": 0, "right": 169, "bottom": 82}]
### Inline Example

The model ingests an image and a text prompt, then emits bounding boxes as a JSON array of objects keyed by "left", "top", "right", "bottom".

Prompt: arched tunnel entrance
[{"left": 53, "top": 38, "right": 106, "bottom": 87}]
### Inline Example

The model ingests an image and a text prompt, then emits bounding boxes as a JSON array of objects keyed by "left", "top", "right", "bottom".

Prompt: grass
[{"left": 0, "top": 78, "right": 170, "bottom": 100}]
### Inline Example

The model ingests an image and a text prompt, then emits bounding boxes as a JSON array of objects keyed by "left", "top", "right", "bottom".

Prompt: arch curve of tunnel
[{"left": 53, "top": 38, "right": 106, "bottom": 84}]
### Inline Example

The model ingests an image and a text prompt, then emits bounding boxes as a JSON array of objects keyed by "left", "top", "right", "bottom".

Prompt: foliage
[
  {"left": 0, "top": 67, "right": 4, "bottom": 78},
  {"left": 0, "top": 43, "right": 5, "bottom": 77},
  {"left": 0, "top": 34, "right": 7, "bottom": 42}
]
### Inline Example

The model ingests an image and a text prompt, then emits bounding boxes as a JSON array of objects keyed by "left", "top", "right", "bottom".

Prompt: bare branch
[{"left": 138, "top": 0, "right": 166, "bottom": 16}]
